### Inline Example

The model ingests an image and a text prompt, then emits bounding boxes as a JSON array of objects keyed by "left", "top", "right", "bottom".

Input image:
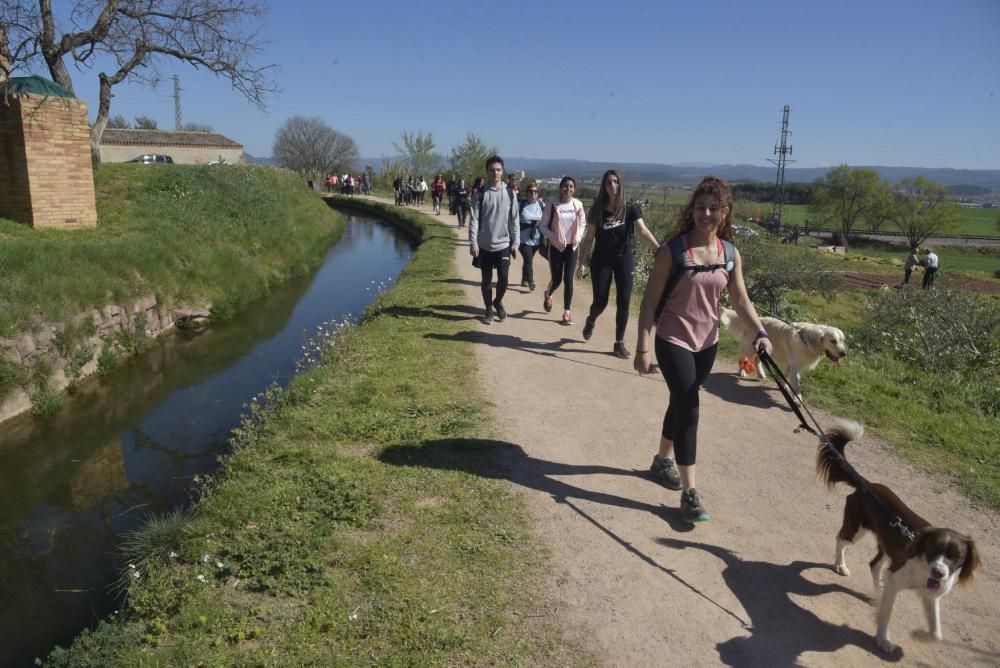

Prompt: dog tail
[{"left": 816, "top": 419, "right": 865, "bottom": 489}]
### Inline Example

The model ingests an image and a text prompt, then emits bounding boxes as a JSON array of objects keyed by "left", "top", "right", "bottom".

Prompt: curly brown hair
[{"left": 671, "top": 175, "right": 734, "bottom": 242}]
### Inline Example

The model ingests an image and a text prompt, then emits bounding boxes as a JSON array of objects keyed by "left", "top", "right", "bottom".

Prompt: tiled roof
[{"left": 100, "top": 128, "right": 243, "bottom": 148}]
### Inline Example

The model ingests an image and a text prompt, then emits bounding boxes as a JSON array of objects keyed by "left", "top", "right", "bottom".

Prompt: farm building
[{"left": 99, "top": 128, "right": 245, "bottom": 165}]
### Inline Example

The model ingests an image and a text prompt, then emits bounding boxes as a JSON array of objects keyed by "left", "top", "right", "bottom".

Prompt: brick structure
[{"left": 0, "top": 90, "right": 97, "bottom": 229}]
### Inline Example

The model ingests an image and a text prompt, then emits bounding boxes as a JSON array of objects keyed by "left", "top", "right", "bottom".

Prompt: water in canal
[{"left": 0, "top": 210, "right": 415, "bottom": 666}]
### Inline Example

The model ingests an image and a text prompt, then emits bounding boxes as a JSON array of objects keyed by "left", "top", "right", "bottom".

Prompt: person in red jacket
[{"left": 432, "top": 174, "right": 447, "bottom": 215}]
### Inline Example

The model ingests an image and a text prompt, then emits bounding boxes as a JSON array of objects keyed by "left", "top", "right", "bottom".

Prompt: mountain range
[{"left": 246, "top": 154, "right": 1000, "bottom": 191}]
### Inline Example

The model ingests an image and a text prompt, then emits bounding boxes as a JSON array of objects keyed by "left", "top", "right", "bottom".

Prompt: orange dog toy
[{"left": 739, "top": 356, "right": 756, "bottom": 374}]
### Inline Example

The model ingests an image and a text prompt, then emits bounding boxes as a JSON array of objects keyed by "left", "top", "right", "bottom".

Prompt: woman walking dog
[{"left": 634, "top": 176, "right": 772, "bottom": 523}]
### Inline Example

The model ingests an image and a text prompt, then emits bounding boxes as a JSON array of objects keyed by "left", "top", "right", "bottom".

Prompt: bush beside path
[{"left": 413, "top": 195, "right": 1000, "bottom": 666}]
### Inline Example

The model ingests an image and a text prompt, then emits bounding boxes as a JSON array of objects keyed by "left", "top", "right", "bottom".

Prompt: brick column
[{"left": 0, "top": 93, "right": 98, "bottom": 229}]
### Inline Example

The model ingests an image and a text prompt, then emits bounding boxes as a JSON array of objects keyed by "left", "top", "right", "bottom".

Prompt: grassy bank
[
  {"left": 0, "top": 164, "right": 342, "bottom": 337},
  {"left": 0, "top": 164, "right": 343, "bottom": 405},
  {"left": 45, "top": 200, "right": 580, "bottom": 666}
]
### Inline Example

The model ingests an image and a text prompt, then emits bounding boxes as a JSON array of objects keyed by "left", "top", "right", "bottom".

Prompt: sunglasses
[{"left": 528, "top": 188, "right": 539, "bottom": 193}]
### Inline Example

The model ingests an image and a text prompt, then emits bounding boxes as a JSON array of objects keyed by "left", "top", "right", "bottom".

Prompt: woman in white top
[{"left": 541, "top": 176, "right": 586, "bottom": 325}]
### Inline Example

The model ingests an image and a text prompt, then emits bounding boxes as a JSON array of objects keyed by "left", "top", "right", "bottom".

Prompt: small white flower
[
  {"left": 131, "top": 570, "right": 140, "bottom": 579},
  {"left": 202, "top": 553, "right": 210, "bottom": 563},
  {"left": 169, "top": 551, "right": 178, "bottom": 559},
  {"left": 196, "top": 574, "right": 207, "bottom": 582},
  {"left": 216, "top": 561, "right": 224, "bottom": 569}
]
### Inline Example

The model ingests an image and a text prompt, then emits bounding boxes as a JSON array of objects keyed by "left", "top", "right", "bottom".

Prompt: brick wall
[{"left": 0, "top": 93, "right": 97, "bottom": 229}]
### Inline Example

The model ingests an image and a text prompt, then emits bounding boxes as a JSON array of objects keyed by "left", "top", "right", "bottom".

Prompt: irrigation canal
[{"left": 0, "top": 209, "right": 415, "bottom": 666}]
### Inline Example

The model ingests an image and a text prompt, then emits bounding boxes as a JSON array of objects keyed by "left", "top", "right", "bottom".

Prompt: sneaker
[
  {"left": 613, "top": 341, "right": 630, "bottom": 359},
  {"left": 520, "top": 280, "right": 529, "bottom": 288},
  {"left": 650, "top": 456, "right": 682, "bottom": 490},
  {"left": 493, "top": 301, "right": 507, "bottom": 322},
  {"left": 582, "top": 317, "right": 595, "bottom": 341},
  {"left": 529, "top": 281, "right": 536, "bottom": 292},
  {"left": 561, "top": 310, "right": 573, "bottom": 326},
  {"left": 543, "top": 290, "right": 553, "bottom": 313},
  {"left": 680, "top": 488, "right": 710, "bottom": 523},
  {"left": 481, "top": 308, "right": 494, "bottom": 325}
]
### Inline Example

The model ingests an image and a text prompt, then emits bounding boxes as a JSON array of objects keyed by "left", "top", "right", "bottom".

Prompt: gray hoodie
[{"left": 470, "top": 184, "right": 519, "bottom": 252}]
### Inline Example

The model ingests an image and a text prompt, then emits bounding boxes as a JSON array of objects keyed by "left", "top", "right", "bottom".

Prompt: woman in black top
[
  {"left": 454, "top": 178, "right": 471, "bottom": 228},
  {"left": 577, "top": 169, "right": 659, "bottom": 358}
]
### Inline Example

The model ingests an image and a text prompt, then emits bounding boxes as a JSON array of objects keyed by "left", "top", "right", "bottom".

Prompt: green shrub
[
  {"left": 97, "top": 345, "right": 120, "bottom": 376},
  {"left": 855, "top": 287, "right": 1000, "bottom": 415}
]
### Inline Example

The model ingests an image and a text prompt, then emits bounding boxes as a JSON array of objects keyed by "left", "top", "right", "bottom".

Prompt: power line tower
[
  {"left": 172, "top": 75, "right": 182, "bottom": 130},
  {"left": 767, "top": 104, "right": 794, "bottom": 228}
]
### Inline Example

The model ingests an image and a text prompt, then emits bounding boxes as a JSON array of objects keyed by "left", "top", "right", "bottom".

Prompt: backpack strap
[{"left": 654, "top": 236, "right": 737, "bottom": 320}]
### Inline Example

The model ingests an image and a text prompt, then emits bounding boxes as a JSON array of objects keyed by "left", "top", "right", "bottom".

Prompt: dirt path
[{"left": 371, "top": 197, "right": 999, "bottom": 666}]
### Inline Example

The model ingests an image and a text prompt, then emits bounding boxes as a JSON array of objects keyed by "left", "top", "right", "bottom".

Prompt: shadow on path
[
  {"left": 656, "top": 537, "right": 889, "bottom": 666},
  {"left": 378, "top": 438, "right": 888, "bottom": 665}
]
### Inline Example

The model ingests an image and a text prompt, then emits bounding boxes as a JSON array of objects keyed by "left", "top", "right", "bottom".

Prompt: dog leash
[{"left": 756, "top": 350, "right": 917, "bottom": 542}]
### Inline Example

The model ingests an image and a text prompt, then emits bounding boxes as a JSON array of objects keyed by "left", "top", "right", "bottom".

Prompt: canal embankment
[{"left": 0, "top": 164, "right": 343, "bottom": 424}]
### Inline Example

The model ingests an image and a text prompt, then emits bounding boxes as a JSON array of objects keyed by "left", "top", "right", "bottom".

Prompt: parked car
[
  {"left": 733, "top": 224, "right": 759, "bottom": 239},
  {"left": 128, "top": 154, "right": 174, "bottom": 164}
]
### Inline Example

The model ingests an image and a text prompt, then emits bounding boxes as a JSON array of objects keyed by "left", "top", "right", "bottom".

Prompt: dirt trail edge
[{"left": 438, "top": 205, "right": 999, "bottom": 667}]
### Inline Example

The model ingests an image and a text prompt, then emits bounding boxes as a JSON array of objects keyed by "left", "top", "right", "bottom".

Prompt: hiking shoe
[
  {"left": 681, "top": 488, "right": 710, "bottom": 523},
  {"left": 481, "top": 308, "right": 494, "bottom": 325},
  {"left": 493, "top": 301, "right": 507, "bottom": 322},
  {"left": 613, "top": 341, "right": 630, "bottom": 359},
  {"left": 543, "top": 290, "right": 553, "bottom": 313},
  {"left": 650, "top": 456, "right": 682, "bottom": 490},
  {"left": 582, "top": 317, "right": 595, "bottom": 341},
  {"left": 520, "top": 280, "right": 529, "bottom": 287},
  {"left": 561, "top": 310, "right": 573, "bottom": 326}
]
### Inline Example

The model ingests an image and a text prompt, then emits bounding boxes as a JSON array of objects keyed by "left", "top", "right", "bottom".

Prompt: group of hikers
[
  {"left": 325, "top": 172, "right": 371, "bottom": 196},
  {"left": 457, "top": 154, "right": 774, "bottom": 523}
]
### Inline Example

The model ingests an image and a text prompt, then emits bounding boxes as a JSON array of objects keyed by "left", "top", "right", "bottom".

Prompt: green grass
[
  {"left": 0, "top": 164, "right": 342, "bottom": 338},
  {"left": 46, "top": 200, "right": 584, "bottom": 667},
  {"left": 775, "top": 203, "right": 999, "bottom": 237}
]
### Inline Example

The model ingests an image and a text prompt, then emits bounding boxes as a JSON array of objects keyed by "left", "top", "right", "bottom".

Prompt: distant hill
[
  {"left": 244, "top": 153, "right": 280, "bottom": 166},
  {"left": 351, "top": 156, "right": 1000, "bottom": 191},
  {"left": 499, "top": 158, "right": 1000, "bottom": 191}
]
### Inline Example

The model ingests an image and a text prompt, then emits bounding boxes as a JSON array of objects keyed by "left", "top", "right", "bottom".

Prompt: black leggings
[
  {"left": 588, "top": 252, "right": 634, "bottom": 341},
  {"left": 655, "top": 337, "right": 717, "bottom": 466},
  {"left": 547, "top": 245, "right": 578, "bottom": 310},
  {"left": 479, "top": 248, "right": 510, "bottom": 308}
]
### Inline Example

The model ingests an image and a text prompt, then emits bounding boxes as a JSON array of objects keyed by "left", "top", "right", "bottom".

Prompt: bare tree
[
  {"left": 272, "top": 115, "right": 359, "bottom": 180},
  {"left": 1, "top": 0, "right": 278, "bottom": 163}
]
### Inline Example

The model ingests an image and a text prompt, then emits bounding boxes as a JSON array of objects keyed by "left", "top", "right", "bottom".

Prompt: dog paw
[
  {"left": 834, "top": 564, "right": 850, "bottom": 576},
  {"left": 911, "top": 630, "right": 942, "bottom": 643},
  {"left": 875, "top": 634, "right": 898, "bottom": 654}
]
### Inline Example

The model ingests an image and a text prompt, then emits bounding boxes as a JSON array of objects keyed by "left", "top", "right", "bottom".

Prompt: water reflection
[{"left": 0, "top": 211, "right": 414, "bottom": 666}]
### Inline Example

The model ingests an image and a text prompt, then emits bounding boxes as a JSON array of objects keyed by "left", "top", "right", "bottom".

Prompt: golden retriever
[{"left": 720, "top": 307, "right": 847, "bottom": 398}]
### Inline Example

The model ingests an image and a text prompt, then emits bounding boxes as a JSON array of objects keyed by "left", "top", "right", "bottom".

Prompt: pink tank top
[{"left": 656, "top": 239, "right": 730, "bottom": 352}]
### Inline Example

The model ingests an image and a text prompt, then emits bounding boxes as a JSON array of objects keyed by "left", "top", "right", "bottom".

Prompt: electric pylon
[
  {"left": 767, "top": 105, "right": 795, "bottom": 227},
  {"left": 173, "top": 75, "right": 182, "bottom": 130}
]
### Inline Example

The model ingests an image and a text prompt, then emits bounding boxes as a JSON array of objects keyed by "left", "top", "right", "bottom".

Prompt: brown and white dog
[
  {"left": 816, "top": 420, "right": 980, "bottom": 654},
  {"left": 720, "top": 307, "right": 847, "bottom": 399}
]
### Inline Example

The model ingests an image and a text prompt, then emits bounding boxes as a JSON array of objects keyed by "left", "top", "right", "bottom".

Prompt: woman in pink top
[
  {"left": 633, "top": 176, "right": 772, "bottom": 524},
  {"left": 540, "top": 176, "right": 586, "bottom": 325}
]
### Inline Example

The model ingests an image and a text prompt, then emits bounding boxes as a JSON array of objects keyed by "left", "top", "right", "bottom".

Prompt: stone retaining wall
[{"left": 0, "top": 295, "right": 211, "bottom": 424}]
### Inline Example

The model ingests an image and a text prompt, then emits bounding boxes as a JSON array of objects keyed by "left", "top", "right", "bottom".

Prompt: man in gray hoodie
[{"left": 470, "top": 155, "right": 519, "bottom": 323}]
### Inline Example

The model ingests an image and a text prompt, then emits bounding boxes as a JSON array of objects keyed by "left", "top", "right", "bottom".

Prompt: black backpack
[{"left": 654, "top": 235, "right": 737, "bottom": 319}]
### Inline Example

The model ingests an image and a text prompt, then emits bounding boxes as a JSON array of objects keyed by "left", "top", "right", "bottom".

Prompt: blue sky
[{"left": 44, "top": 0, "right": 1000, "bottom": 169}]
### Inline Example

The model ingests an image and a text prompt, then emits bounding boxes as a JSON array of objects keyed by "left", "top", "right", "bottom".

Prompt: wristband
[
  {"left": 755, "top": 330, "right": 769, "bottom": 339},
  {"left": 636, "top": 350, "right": 648, "bottom": 354}
]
